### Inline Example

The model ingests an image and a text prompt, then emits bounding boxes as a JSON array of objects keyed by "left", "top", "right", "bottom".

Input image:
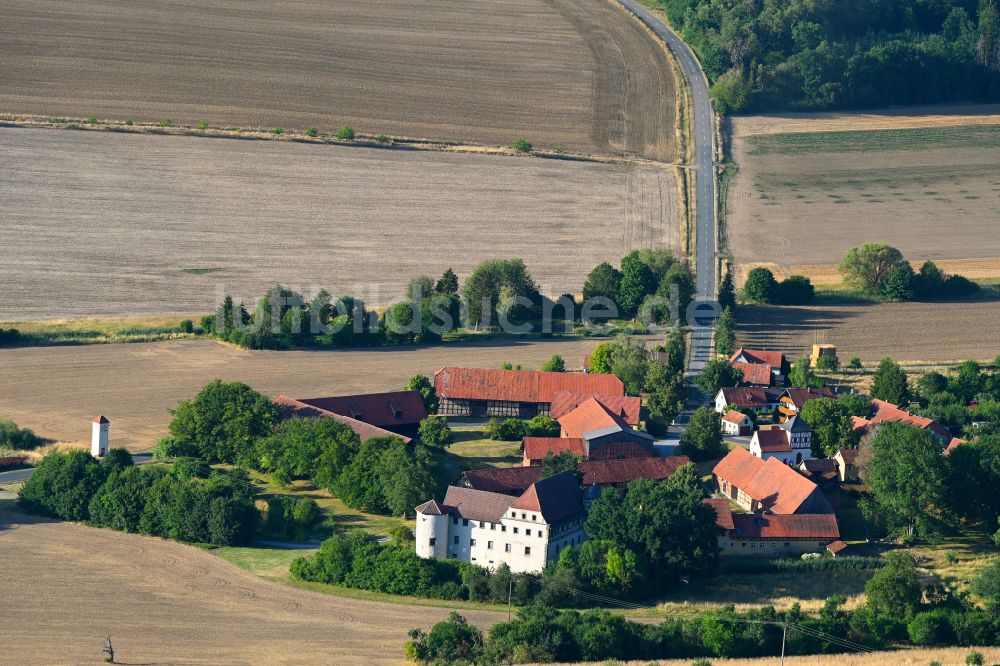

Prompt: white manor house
[{"left": 414, "top": 470, "right": 585, "bottom": 573}]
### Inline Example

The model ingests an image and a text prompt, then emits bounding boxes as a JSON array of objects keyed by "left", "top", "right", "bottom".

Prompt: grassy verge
[{"left": 1, "top": 315, "right": 204, "bottom": 346}]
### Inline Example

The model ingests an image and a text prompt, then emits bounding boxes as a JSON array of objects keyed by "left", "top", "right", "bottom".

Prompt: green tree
[
  {"left": 880, "top": 262, "right": 915, "bottom": 301},
  {"left": 618, "top": 252, "right": 659, "bottom": 317},
  {"left": 608, "top": 333, "right": 650, "bottom": 395},
  {"left": 588, "top": 342, "right": 614, "bottom": 374},
  {"left": 646, "top": 361, "right": 687, "bottom": 427},
  {"left": 540, "top": 451, "right": 581, "bottom": 479},
  {"left": 582, "top": 262, "right": 622, "bottom": 314},
  {"left": 871, "top": 358, "right": 910, "bottom": 406},
  {"left": 774, "top": 275, "right": 815, "bottom": 304},
  {"left": 788, "top": 356, "right": 824, "bottom": 388},
  {"left": 970, "top": 557, "right": 1000, "bottom": 614},
  {"left": 839, "top": 243, "right": 906, "bottom": 294},
  {"left": 679, "top": 407, "right": 725, "bottom": 462},
  {"left": 484, "top": 418, "right": 526, "bottom": 441},
  {"left": 714, "top": 307, "right": 737, "bottom": 356},
  {"left": 526, "top": 414, "right": 560, "bottom": 437},
  {"left": 462, "top": 259, "right": 540, "bottom": 327},
  {"left": 513, "top": 138, "right": 532, "bottom": 153},
  {"left": 800, "top": 397, "right": 860, "bottom": 457},
  {"left": 406, "top": 374, "right": 439, "bottom": 414},
  {"left": 0, "top": 418, "right": 44, "bottom": 450},
  {"left": 605, "top": 546, "right": 639, "bottom": 592},
  {"left": 18, "top": 450, "right": 105, "bottom": 521},
  {"left": 166, "top": 380, "right": 279, "bottom": 463},
  {"left": 718, "top": 270, "right": 736, "bottom": 311},
  {"left": 742, "top": 267, "right": 778, "bottom": 303},
  {"left": 860, "top": 423, "right": 948, "bottom": 541},
  {"left": 336, "top": 125, "right": 355, "bottom": 140},
  {"left": 865, "top": 552, "right": 922, "bottom": 617},
  {"left": 664, "top": 322, "right": 687, "bottom": 375},
  {"left": 541, "top": 354, "right": 566, "bottom": 372},
  {"left": 418, "top": 416, "right": 453, "bottom": 448},
  {"left": 405, "top": 275, "right": 435, "bottom": 301},
  {"left": 695, "top": 359, "right": 743, "bottom": 396},
  {"left": 382, "top": 441, "right": 440, "bottom": 517},
  {"left": 434, "top": 268, "right": 460, "bottom": 295}
]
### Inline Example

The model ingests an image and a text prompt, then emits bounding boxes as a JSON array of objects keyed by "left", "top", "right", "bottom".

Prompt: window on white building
[
  {"left": 513, "top": 527, "right": 519, "bottom": 534},
  {"left": 487, "top": 541, "right": 493, "bottom": 550},
  {"left": 524, "top": 546, "right": 531, "bottom": 555},
  {"left": 505, "top": 544, "right": 511, "bottom": 553},
  {"left": 470, "top": 538, "right": 476, "bottom": 546},
  {"left": 531, "top": 515, "right": 536, "bottom": 521},
  {"left": 429, "top": 538, "right": 436, "bottom": 546},
  {"left": 526, "top": 529, "right": 531, "bottom": 536}
]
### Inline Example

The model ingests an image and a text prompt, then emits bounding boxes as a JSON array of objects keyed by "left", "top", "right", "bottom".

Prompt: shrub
[
  {"left": 306, "top": 126, "right": 319, "bottom": 137},
  {"left": 124, "top": 118, "right": 134, "bottom": 126},
  {"left": 484, "top": 418, "right": 526, "bottom": 441},
  {"left": 178, "top": 319, "right": 194, "bottom": 333},
  {"left": 87, "top": 115, "right": 97, "bottom": 125},
  {"left": 527, "top": 414, "right": 560, "bottom": 437},
  {"left": 273, "top": 127, "right": 283, "bottom": 135},
  {"left": 965, "top": 651, "right": 984, "bottom": 665},
  {"left": 0, "top": 418, "right": 44, "bottom": 450},
  {"left": 513, "top": 138, "right": 532, "bottom": 153},
  {"left": 375, "top": 134, "right": 390, "bottom": 143},
  {"left": 541, "top": 354, "right": 566, "bottom": 372},
  {"left": 418, "top": 416, "right": 452, "bottom": 447},
  {"left": 337, "top": 125, "right": 355, "bottom": 140},
  {"left": 847, "top": 357, "right": 863, "bottom": 370},
  {"left": 159, "top": 118, "right": 172, "bottom": 127},
  {"left": 196, "top": 121, "right": 209, "bottom": 130},
  {"left": 815, "top": 354, "right": 839, "bottom": 371}
]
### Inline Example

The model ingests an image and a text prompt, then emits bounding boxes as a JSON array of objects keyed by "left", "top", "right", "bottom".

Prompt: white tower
[
  {"left": 414, "top": 500, "right": 448, "bottom": 560},
  {"left": 91, "top": 416, "right": 109, "bottom": 457}
]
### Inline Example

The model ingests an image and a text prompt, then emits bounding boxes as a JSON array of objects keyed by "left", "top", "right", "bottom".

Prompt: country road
[{"left": 615, "top": 0, "right": 719, "bottom": 376}]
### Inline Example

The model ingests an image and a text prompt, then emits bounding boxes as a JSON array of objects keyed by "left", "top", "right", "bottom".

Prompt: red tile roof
[
  {"left": 730, "top": 348, "right": 785, "bottom": 368},
  {"left": 558, "top": 397, "right": 633, "bottom": 439},
  {"left": 945, "top": 437, "right": 967, "bottom": 455},
  {"left": 718, "top": 387, "right": 781, "bottom": 409},
  {"left": 730, "top": 513, "right": 839, "bottom": 539},
  {"left": 443, "top": 486, "right": 516, "bottom": 523},
  {"left": 549, "top": 391, "right": 641, "bottom": 426},
  {"left": 93, "top": 415, "right": 109, "bottom": 424},
  {"left": 732, "top": 362, "right": 773, "bottom": 386},
  {"left": 753, "top": 428, "right": 791, "bottom": 453},
  {"left": 274, "top": 395, "right": 410, "bottom": 443},
  {"left": 866, "top": 399, "right": 953, "bottom": 440},
  {"left": 523, "top": 437, "right": 586, "bottom": 462},
  {"left": 511, "top": 470, "right": 583, "bottom": 523},
  {"left": 434, "top": 367, "right": 624, "bottom": 404},
  {"left": 461, "top": 466, "right": 542, "bottom": 494},
  {"left": 702, "top": 498, "right": 735, "bottom": 530},
  {"left": 782, "top": 388, "right": 836, "bottom": 409},
  {"left": 297, "top": 391, "right": 427, "bottom": 427},
  {"left": 826, "top": 539, "right": 849, "bottom": 554},
  {"left": 579, "top": 456, "right": 691, "bottom": 486},
  {"left": 714, "top": 448, "right": 826, "bottom": 514},
  {"left": 837, "top": 448, "right": 859, "bottom": 464},
  {"left": 722, "top": 410, "right": 749, "bottom": 425}
]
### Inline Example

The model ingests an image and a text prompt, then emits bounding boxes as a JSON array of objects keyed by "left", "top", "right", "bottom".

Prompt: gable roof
[
  {"left": 414, "top": 499, "right": 444, "bottom": 515},
  {"left": 722, "top": 410, "right": 749, "bottom": 425},
  {"left": 800, "top": 458, "right": 837, "bottom": 473},
  {"left": 549, "top": 391, "right": 641, "bottom": 426},
  {"left": 730, "top": 348, "right": 785, "bottom": 368},
  {"left": 731, "top": 362, "right": 773, "bottom": 386},
  {"left": 434, "top": 367, "right": 624, "bottom": 404},
  {"left": 836, "top": 448, "right": 859, "bottom": 464},
  {"left": 867, "top": 399, "right": 952, "bottom": 440},
  {"left": 442, "top": 486, "right": 516, "bottom": 523},
  {"left": 730, "top": 513, "right": 839, "bottom": 539},
  {"left": 511, "top": 470, "right": 583, "bottom": 523},
  {"left": 753, "top": 428, "right": 791, "bottom": 453},
  {"left": 523, "top": 437, "right": 586, "bottom": 461},
  {"left": 296, "top": 391, "right": 427, "bottom": 427},
  {"left": 460, "top": 466, "right": 542, "bottom": 494},
  {"left": 945, "top": 437, "right": 967, "bottom": 455},
  {"left": 579, "top": 456, "right": 691, "bottom": 486},
  {"left": 558, "top": 397, "right": 635, "bottom": 439},
  {"left": 782, "top": 388, "right": 836, "bottom": 409},
  {"left": 826, "top": 539, "right": 849, "bottom": 554},
  {"left": 714, "top": 448, "right": 826, "bottom": 514},
  {"left": 274, "top": 395, "right": 410, "bottom": 443},
  {"left": 717, "top": 387, "right": 782, "bottom": 409},
  {"left": 702, "top": 498, "right": 735, "bottom": 530}
]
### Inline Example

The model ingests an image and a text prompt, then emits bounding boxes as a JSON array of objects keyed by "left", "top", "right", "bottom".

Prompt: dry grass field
[
  {"left": 0, "top": 337, "right": 606, "bottom": 450},
  {"left": 737, "top": 301, "right": 1000, "bottom": 365},
  {"left": 0, "top": 127, "right": 679, "bottom": 320},
  {"left": 560, "top": 648, "right": 1000, "bottom": 666},
  {"left": 0, "top": 507, "right": 504, "bottom": 665},
  {"left": 726, "top": 105, "right": 1000, "bottom": 278},
  {"left": 0, "top": 0, "right": 675, "bottom": 160}
]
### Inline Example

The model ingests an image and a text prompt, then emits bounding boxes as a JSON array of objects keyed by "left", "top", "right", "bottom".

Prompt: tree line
[{"left": 660, "top": 0, "right": 1000, "bottom": 113}]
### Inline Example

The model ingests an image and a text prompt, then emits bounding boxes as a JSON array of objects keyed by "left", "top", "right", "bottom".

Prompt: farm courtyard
[{"left": 0, "top": 128, "right": 679, "bottom": 320}]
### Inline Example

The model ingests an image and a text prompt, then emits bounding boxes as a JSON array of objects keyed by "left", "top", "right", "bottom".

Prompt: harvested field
[
  {"left": 0, "top": 507, "right": 503, "bottom": 664},
  {"left": 737, "top": 301, "right": 1000, "bottom": 365},
  {"left": 726, "top": 109, "right": 1000, "bottom": 277},
  {"left": 0, "top": 0, "right": 675, "bottom": 160},
  {"left": 558, "top": 648, "right": 1000, "bottom": 666},
  {"left": 0, "top": 127, "right": 679, "bottom": 320},
  {"left": 0, "top": 337, "right": 608, "bottom": 450}
]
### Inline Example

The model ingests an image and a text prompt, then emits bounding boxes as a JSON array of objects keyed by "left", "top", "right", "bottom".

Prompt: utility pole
[{"left": 780, "top": 620, "right": 788, "bottom": 666}]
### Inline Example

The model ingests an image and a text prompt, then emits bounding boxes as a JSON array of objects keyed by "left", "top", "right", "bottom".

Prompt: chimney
[{"left": 91, "top": 416, "right": 109, "bottom": 457}]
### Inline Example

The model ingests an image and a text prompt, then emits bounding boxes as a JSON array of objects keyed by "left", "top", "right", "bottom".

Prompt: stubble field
[
  {"left": 737, "top": 301, "right": 1000, "bottom": 365},
  {"left": 0, "top": 337, "right": 606, "bottom": 450},
  {"left": 0, "top": 507, "right": 504, "bottom": 665},
  {"left": 0, "top": 0, "right": 675, "bottom": 160},
  {"left": 0, "top": 127, "right": 679, "bottom": 320},
  {"left": 726, "top": 106, "right": 1000, "bottom": 279}
]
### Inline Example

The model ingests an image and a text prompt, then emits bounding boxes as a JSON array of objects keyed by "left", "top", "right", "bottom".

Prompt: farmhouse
[
  {"left": 549, "top": 391, "right": 641, "bottom": 427},
  {"left": 292, "top": 391, "right": 427, "bottom": 440},
  {"left": 834, "top": 448, "right": 860, "bottom": 482},
  {"left": 558, "top": 397, "right": 655, "bottom": 450},
  {"left": 714, "top": 387, "right": 782, "bottom": 415},
  {"left": 777, "top": 388, "right": 837, "bottom": 422},
  {"left": 415, "top": 470, "right": 585, "bottom": 573},
  {"left": 721, "top": 410, "right": 753, "bottom": 436},
  {"left": 852, "top": 399, "right": 953, "bottom": 443},
  {"left": 434, "top": 367, "right": 624, "bottom": 419},
  {"left": 731, "top": 362, "right": 774, "bottom": 387},
  {"left": 748, "top": 417, "right": 813, "bottom": 465},
  {"left": 729, "top": 348, "right": 787, "bottom": 384},
  {"left": 721, "top": 512, "right": 839, "bottom": 557},
  {"left": 713, "top": 447, "right": 833, "bottom": 514},
  {"left": 274, "top": 394, "right": 419, "bottom": 443}
]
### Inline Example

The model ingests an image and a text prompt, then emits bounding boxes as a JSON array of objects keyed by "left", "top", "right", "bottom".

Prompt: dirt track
[
  {"left": 0, "top": 508, "right": 503, "bottom": 664},
  {"left": 0, "top": 0, "right": 675, "bottom": 160},
  {"left": 737, "top": 301, "right": 1000, "bottom": 364},
  {"left": 0, "top": 337, "right": 609, "bottom": 450},
  {"left": 0, "top": 127, "right": 678, "bottom": 319}
]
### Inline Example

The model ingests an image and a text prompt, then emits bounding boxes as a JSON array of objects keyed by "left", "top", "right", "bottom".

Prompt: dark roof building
[
  {"left": 274, "top": 395, "right": 411, "bottom": 443},
  {"left": 296, "top": 391, "right": 427, "bottom": 432}
]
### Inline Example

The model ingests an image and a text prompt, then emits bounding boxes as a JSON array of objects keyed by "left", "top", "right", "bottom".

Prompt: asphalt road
[
  {"left": 0, "top": 452, "right": 154, "bottom": 484},
  {"left": 615, "top": 0, "right": 718, "bottom": 377}
]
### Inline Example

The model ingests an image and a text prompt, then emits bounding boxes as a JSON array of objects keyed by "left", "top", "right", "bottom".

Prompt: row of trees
[
  {"left": 582, "top": 249, "right": 695, "bottom": 323},
  {"left": 19, "top": 450, "right": 258, "bottom": 546},
  {"left": 155, "top": 379, "right": 446, "bottom": 518},
  {"left": 660, "top": 0, "right": 1000, "bottom": 113},
  {"left": 742, "top": 269, "right": 816, "bottom": 305},
  {"left": 840, "top": 244, "right": 980, "bottom": 300},
  {"left": 408, "top": 554, "right": 1000, "bottom": 663}
]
